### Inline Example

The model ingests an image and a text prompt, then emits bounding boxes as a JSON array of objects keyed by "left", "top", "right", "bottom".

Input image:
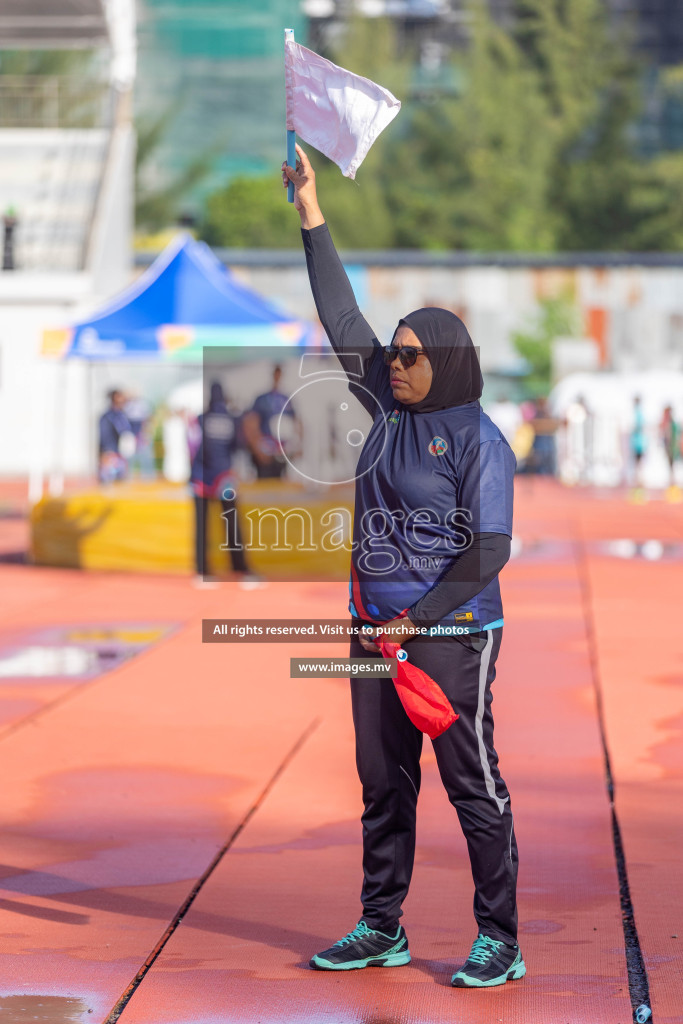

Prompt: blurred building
[
  {"left": 607, "top": 0, "right": 683, "bottom": 67},
  {"left": 308, "top": 0, "right": 683, "bottom": 66},
  {"left": 0, "top": 0, "right": 135, "bottom": 277},
  {"left": 194, "top": 247, "right": 683, "bottom": 380},
  {"left": 0, "top": 0, "right": 136, "bottom": 482},
  {"left": 308, "top": 1, "right": 683, "bottom": 148},
  {"left": 134, "top": 0, "right": 683, "bottom": 217},
  {"left": 135, "top": 0, "right": 307, "bottom": 216}
]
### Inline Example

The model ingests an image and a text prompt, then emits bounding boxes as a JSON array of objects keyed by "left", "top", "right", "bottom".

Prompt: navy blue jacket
[
  {"left": 190, "top": 406, "right": 239, "bottom": 497},
  {"left": 99, "top": 408, "right": 132, "bottom": 454},
  {"left": 302, "top": 223, "right": 516, "bottom": 634}
]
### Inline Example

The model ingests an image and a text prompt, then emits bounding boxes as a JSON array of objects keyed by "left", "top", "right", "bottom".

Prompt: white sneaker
[
  {"left": 192, "top": 575, "right": 220, "bottom": 589},
  {"left": 237, "top": 573, "right": 267, "bottom": 590}
]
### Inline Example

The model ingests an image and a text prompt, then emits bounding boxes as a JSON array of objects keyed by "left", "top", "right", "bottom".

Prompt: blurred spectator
[
  {"left": 243, "top": 364, "right": 301, "bottom": 479},
  {"left": 563, "top": 394, "right": 593, "bottom": 485},
  {"left": 98, "top": 389, "right": 135, "bottom": 484},
  {"left": 3, "top": 208, "right": 18, "bottom": 270},
  {"left": 487, "top": 395, "right": 523, "bottom": 446},
  {"left": 150, "top": 406, "right": 166, "bottom": 474},
  {"left": 190, "top": 381, "right": 253, "bottom": 581},
  {"left": 629, "top": 395, "right": 647, "bottom": 491},
  {"left": 660, "top": 405, "right": 681, "bottom": 498},
  {"left": 124, "top": 392, "right": 156, "bottom": 479},
  {"left": 163, "top": 409, "right": 191, "bottom": 483},
  {"left": 508, "top": 400, "right": 535, "bottom": 472},
  {"left": 530, "top": 398, "right": 560, "bottom": 476},
  {"left": 186, "top": 409, "right": 202, "bottom": 464}
]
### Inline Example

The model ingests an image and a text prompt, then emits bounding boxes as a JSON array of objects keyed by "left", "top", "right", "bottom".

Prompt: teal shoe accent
[
  {"left": 451, "top": 933, "right": 526, "bottom": 988},
  {"left": 311, "top": 948, "right": 412, "bottom": 971},
  {"left": 310, "top": 920, "right": 411, "bottom": 971}
]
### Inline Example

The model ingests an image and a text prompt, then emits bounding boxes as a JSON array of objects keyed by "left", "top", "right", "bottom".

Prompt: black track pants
[
  {"left": 350, "top": 625, "right": 518, "bottom": 945},
  {"left": 194, "top": 495, "right": 249, "bottom": 576}
]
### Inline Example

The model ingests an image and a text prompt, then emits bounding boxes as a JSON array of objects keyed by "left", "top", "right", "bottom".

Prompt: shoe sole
[
  {"left": 310, "top": 950, "right": 411, "bottom": 971},
  {"left": 451, "top": 960, "right": 526, "bottom": 988}
]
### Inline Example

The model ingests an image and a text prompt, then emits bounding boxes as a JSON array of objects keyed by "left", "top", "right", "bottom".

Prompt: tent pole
[
  {"left": 48, "top": 361, "right": 65, "bottom": 496},
  {"left": 28, "top": 361, "right": 47, "bottom": 504},
  {"left": 89, "top": 361, "right": 95, "bottom": 482}
]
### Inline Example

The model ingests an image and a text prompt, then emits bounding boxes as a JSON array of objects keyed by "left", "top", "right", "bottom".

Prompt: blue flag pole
[{"left": 285, "top": 28, "right": 295, "bottom": 203}]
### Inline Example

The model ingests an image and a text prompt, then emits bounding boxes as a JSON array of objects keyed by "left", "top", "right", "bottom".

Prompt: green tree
[
  {"left": 513, "top": 0, "right": 624, "bottom": 145},
  {"left": 384, "top": 7, "right": 558, "bottom": 250},
  {"left": 199, "top": 16, "right": 405, "bottom": 249},
  {"left": 135, "top": 109, "right": 214, "bottom": 231},
  {"left": 512, "top": 296, "right": 580, "bottom": 395},
  {"left": 200, "top": 174, "right": 296, "bottom": 249},
  {"left": 200, "top": 1, "right": 683, "bottom": 252},
  {"left": 513, "top": 0, "right": 683, "bottom": 251}
]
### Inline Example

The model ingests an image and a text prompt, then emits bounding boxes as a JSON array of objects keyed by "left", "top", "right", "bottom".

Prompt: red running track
[{"left": 0, "top": 478, "right": 679, "bottom": 1024}]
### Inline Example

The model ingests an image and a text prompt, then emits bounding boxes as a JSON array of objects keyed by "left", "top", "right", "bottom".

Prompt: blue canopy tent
[
  {"left": 35, "top": 234, "right": 319, "bottom": 498},
  {"left": 42, "top": 232, "right": 317, "bottom": 360}
]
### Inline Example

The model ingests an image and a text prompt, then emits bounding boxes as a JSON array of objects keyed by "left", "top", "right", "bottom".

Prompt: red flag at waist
[{"left": 375, "top": 636, "right": 458, "bottom": 741}]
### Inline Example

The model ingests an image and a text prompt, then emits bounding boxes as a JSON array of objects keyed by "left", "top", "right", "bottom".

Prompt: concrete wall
[
  {"left": 222, "top": 255, "right": 683, "bottom": 376},
  {"left": 3, "top": 249, "right": 683, "bottom": 480},
  {"left": 0, "top": 274, "right": 93, "bottom": 478},
  {"left": 0, "top": 126, "right": 135, "bottom": 482}
]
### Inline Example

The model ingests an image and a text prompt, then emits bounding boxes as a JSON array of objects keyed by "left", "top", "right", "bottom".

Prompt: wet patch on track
[
  {"left": 0, "top": 625, "right": 173, "bottom": 682},
  {"left": 0, "top": 995, "right": 91, "bottom": 1022},
  {"left": 592, "top": 539, "right": 683, "bottom": 561},
  {"left": 0, "top": 624, "right": 175, "bottom": 736}
]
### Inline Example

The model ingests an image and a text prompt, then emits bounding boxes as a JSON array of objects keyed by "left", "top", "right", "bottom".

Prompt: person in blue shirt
[
  {"left": 98, "top": 389, "right": 133, "bottom": 484},
  {"left": 190, "top": 381, "right": 252, "bottom": 581},
  {"left": 629, "top": 395, "right": 647, "bottom": 493},
  {"left": 243, "top": 365, "right": 301, "bottom": 479},
  {"left": 284, "top": 146, "right": 523, "bottom": 989}
]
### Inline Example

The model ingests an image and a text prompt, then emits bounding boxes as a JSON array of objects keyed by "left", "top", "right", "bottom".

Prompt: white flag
[{"left": 285, "top": 39, "right": 401, "bottom": 180}]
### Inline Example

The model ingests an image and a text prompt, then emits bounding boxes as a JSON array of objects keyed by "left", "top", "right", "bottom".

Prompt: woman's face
[{"left": 388, "top": 325, "right": 433, "bottom": 405}]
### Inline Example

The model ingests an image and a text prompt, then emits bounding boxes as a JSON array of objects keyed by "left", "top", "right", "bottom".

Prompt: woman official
[{"left": 284, "top": 147, "right": 523, "bottom": 989}]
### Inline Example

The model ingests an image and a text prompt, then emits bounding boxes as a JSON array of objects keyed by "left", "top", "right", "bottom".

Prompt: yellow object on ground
[{"left": 30, "top": 480, "right": 354, "bottom": 579}]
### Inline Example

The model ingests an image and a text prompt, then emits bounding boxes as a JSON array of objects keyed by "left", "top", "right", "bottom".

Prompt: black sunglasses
[{"left": 382, "top": 344, "right": 428, "bottom": 369}]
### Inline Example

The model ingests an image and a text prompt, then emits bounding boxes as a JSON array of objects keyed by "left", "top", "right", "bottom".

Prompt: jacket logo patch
[
  {"left": 454, "top": 611, "right": 474, "bottom": 623},
  {"left": 428, "top": 436, "right": 448, "bottom": 456}
]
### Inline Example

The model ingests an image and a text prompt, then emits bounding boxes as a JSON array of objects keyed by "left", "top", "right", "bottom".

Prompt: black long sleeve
[
  {"left": 407, "top": 532, "right": 511, "bottom": 630},
  {"left": 302, "top": 223, "right": 387, "bottom": 413}
]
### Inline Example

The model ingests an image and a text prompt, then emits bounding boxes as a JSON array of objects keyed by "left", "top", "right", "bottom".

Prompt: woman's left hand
[{"left": 358, "top": 614, "right": 420, "bottom": 653}]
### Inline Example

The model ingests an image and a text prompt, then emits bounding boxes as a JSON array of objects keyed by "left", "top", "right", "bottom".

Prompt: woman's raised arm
[{"left": 283, "top": 146, "right": 385, "bottom": 405}]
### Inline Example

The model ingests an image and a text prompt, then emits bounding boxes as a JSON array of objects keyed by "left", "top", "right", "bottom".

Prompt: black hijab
[
  {"left": 207, "top": 380, "right": 227, "bottom": 413},
  {"left": 395, "top": 307, "right": 483, "bottom": 414}
]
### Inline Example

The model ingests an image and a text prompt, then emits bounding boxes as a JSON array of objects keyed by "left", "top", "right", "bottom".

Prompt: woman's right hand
[{"left": 282, "top": 144, "right": 325, "bottom": 229}]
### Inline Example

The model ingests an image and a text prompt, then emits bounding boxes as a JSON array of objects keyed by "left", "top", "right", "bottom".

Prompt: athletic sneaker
[
  {"left": 451, "top": 933, "right": 526, "bottom": 988},
  {"left": 310, "top": 920, "right": 411, "bottom": 971}
]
